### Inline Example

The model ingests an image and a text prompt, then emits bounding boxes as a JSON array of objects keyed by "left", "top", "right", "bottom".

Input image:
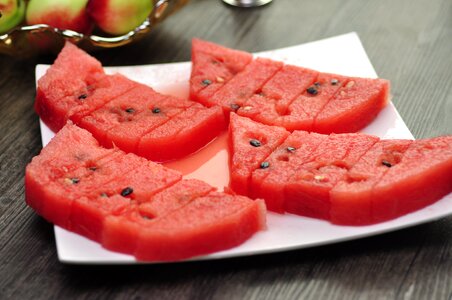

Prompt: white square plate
[{"left": 36, "top": 32, "right": 452, "bottom": 264}]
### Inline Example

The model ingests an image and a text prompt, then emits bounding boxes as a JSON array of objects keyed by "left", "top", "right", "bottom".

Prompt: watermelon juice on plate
[{"left": 35, "top": 32, "right": 452, "bottom": 264}]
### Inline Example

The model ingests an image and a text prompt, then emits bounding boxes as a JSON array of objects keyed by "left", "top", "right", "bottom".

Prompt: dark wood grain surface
[{"left": 1, "top": 0, "right": 451, "bottom": 299}]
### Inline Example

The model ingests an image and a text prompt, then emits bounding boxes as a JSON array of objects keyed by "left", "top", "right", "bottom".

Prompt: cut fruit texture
[
  {"left": 228, "top": 113, "right": 289, "bottom": 196},
  {"left": 190, "top": 38, "right": 253, "bottom": 106},
  {"left": 208, "top": 58, "right": 283, "bottom": 117},
  {"left": 229, "top": 115, "right": 452, "bottom": 225},
  {"left": 35, "top": 42, "right": 226, "bottom": 162},
  {"left": 25, "top": 122, "right": 266, "bottom": 261},
  {"left": 190, "top": 39, "right": 389, "bottom": 133}
]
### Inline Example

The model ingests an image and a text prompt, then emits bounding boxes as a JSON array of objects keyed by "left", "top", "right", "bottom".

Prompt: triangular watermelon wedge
[
  {"left": 228, "top": 114, "right": 289, "bottom": 196},
  {"left": 190, "top": 38, "right": 253, "bottom": 106}
]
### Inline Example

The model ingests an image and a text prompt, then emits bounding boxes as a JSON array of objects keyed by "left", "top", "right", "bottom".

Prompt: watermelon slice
[
  {"left": 284, "top": 133, "right": 379, "bottom": 219},
  {"left": 330, "top": 139, "right": 413, "bottom": 225},
  {"left": 134, "top": 193, "right": 266, "bottom": 261},
  {"left": 25, "top": 122, "right": 117, "bottom": 219},
  {"left": 190, "top": 38, "right": 253, "bottom": 106},
  {"left": 251, "top": 130, "right": 327, "bottom": 212},
  {"left": 189, "top": 40, "right": 389, "bottom": 133},
  {"left": 137, "top": 104, "right": 225, "bottom": 162},
  {"left": 36, "top": 42, "right": 227, "bottom": 162},
  {"left": 314, "top": 78, "right": 390, "bottom": 133},
  {"left": 371, "top": 136, "right": 452, "bottom": 223},
  {"left": 228, "top": 113, "right": 289, "bottom": 196},
  {"left": 229, "top": 115, "right": 452, "bottom": 225},
  {"left": 207, "top": 58, "right": 283, "bottom": 116},
  {"left": 77, "top": 83, "right": 195, "bottom": 152},
  {"left": 26, "top": 123, "right": 266, "bottom": 261},
  {"left": 35, "top": 42, "right": 105, "bottom": 132}
]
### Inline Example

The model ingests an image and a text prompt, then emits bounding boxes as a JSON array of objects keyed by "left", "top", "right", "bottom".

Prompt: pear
[
  {"left": 26, "top": 0, "right": 91, "bottom": 33},
  {"left": 88, "top": 0, "right": 153, "bottom": 35},
  {"left": 0, "top": 0, "right": 26, "bottom": 34}
]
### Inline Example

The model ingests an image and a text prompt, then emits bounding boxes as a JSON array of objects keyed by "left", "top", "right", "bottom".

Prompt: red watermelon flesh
[
  {"left": 26, "top": 123, "right": 266, "bottom": 261},
  {"left": 372, "top": 137, "right": 452, "bottom": 223},
  {"left": 137, "top": 105, "right": 226, "bottom": 162},
  {"left": 230, "top": 115, "right": 451, "bottom": 224},
  {"left": 102, "top": 193, "right": 266, "bottom": 259},
  {"left": 37, "top": 73, "right": 136, "bottom": 133},
  {"left": 70, "top": 195, "right": 133, "bottom": 242},
  {"left": 134, "top": 193, "right": 266, "bottom": 261},
  {"left": 314, "top": 78, "right": 389, "bottom": 133},
  {"left": 101, "top": 207, "right": 150, "bottom": 254},
  {"left": 237, "top": 65, "right": 318, "bottom": 128},
  {"left": 189, "top": 40, "right": 390, "bottom": 133},
  {"left": 190, "top": 38, "right": 253, "bottom": 106},
  {"left": 77, "top": 83, "right": 194, "bottom": 152},
  {"left": 32, "top": 151, "right": 141, "bottom": 229},
  {"left": 35, "top": 42, "right": 104, "bottom": 132},
  {"left": 273, "top": 73, "right": 348, "bottom": 132},
  {"left": 251, "top": 131, "right": 327, "bottom": 212},
  {"left": 284, "top": 133, "right": 379, "bottom": 219},
  {"left": 208, "top": 58, "right": 283, "bottom": 115},
  {"left": 228, "top": 113, "right": 289, "bottom": 196},
  {"left": 37, "top": 43, "right": 227, "bottom": 162},
  {"left": 25, "top": 122, "right": 116, "bottom": 215},
  {"left": 67, "top": 74, "right": 137, "bottom": 124},
  {"left": 89, "top": 159, "right": 182, "bottom": 202},
  {"left": 138, "top": 179, "right": 215, "bottom": 218},
  {"left": 70, "top": 158, "right": 181, "bottom": 240},
  {"left": 330, "top": 139, "right": 413, "bottom": 225}
]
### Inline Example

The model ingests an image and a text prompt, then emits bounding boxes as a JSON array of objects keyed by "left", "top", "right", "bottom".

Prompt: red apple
[
  {"left": 88, "top": 0, "right": 153, "bottom": 35},
  {"left": 26, "top": 0, "right": 91, "bottom": 33}
]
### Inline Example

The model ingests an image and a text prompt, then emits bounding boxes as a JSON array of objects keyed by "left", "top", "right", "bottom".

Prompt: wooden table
[{"left": 1, "top": 0, "right": 451, "bottom": 299}]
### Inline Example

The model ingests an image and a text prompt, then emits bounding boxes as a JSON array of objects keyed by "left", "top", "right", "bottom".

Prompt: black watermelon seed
[
  {"left": 287, "top": 146, "right": 296, "bottom": 153},
  {"left": 331, "top": 79, "right": 339, "bottom": 85},
  {"left": 230, "top": 103, "right": 240, "bottom": 111},
  {"left": 88, "top": 166, "right": 97, "bottom": 171},
  {"left": 307, "top": 86, "right": 318, "bottom": 95},
  {"left": 78, "top": 94, "right": 88, "bottom": 100},
  {"left": 260, "top": 161, "right": 270, "bottom": 169},
  {"left": 121, "top": 187, "right": 134, "bottom": 197},
  {"left": 250, "top": 139, "right": 262, "bottom": 147},
  {"left": 382, "top": 160, "right": 392, "bottom": 167},
  {"left": 125, "top": 108, "right": 135, "bottom": 113},
  {"left": 201, "top": 79, "right": 212, "bottom": 86},
  {"left": 314, "top": 82, "right": 321, "bottom": 87},
  {"left": 71, "top": 178, "right": 80, "bottom": 184},
  {"left": 152, "top": 107, "right": 161, "bottom": 114}
]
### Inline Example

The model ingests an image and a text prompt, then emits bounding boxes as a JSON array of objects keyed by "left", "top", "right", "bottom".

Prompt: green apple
[
  {"left": 26, "top": 0, "right": 91, "bottom": 33},
  {"left": 88, "top": 0, "right": 153, "bottom": 35},
  {"left": 0, "top": 0, "right": 25, "bottom": 34}
]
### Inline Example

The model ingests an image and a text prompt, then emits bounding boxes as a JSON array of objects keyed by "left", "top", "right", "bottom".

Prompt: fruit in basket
[
  {"left": 0, "top": 0, "right": 26, "bottom": 34},
  {"left": 87, "top": 0, "right": 153, "bottom": 35},
  {"left": 26, "top": 0, "right": 91, "bottom": 33}
]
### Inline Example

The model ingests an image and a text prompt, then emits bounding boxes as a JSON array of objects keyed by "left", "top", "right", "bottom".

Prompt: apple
[
  {"left": 88, "top": 0, "right": 153, "bottom": 35},
  {"left": 26, "top": 0, "right": 91, "bottom": 33},
  {"left": 0, "top": 0, "right": 26, "bottom": 34}
]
